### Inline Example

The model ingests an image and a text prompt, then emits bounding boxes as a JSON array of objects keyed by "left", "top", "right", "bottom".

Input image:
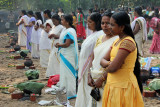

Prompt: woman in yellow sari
[{"left": 94, "top": 11, "right": 144, "bottom": 107}]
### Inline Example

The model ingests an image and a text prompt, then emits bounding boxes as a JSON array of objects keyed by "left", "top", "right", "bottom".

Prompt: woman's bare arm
[{"left": 133, "top": 22, "right": 140, "bottom": 35}]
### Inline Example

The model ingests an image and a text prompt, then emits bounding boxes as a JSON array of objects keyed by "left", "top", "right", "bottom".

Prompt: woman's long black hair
[
  {"left": 112, "top": 11, "right": 143, "bottom": 93},
  {"left": 90, "top": 12, "right": 102, "bottom": 31},
  {"left": 63, "top": 14, "right": 75, "bottom": 30},
  {"left": 44, "top": 9, "right": 51, "bottom": 18},
  {"left": 21, "top": 10, "right": 27, "bottom": 15},
  {"left": 135, "top": 6, "right": 143, "bottom": 16},
  {"left": 27, "top": 10, "right": 34, "bottom": 16},
  {"left": 35, "top": 12, "right": 43, "bottom": 24},
  {"left": 155, "top": 8, "right": 159, "bottom": 18},
  {"left": 102, "top": 12, "right": 113, "bottom": 18},
  {"left": 77, "top": 7, "right": 85, "bottom": 18}
]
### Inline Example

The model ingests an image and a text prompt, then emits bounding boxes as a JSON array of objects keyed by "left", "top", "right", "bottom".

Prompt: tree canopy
[{"left": 0, "top": 0, "right": 160, "bottom": 12}]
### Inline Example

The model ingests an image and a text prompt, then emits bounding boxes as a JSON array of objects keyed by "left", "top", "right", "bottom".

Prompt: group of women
[
  {"left": 15, "top": 6, "right": 160, "bottom": 107},
  {"left": 75, "top": 10, "right": 144, "bottom": 106},
  {"left": 131, "top": 6, "right": 160, "bottom": 55}
]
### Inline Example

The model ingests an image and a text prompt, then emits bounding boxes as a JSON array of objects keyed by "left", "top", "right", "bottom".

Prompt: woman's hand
[
  {"left": 48, "top": 34, "right": 54, "bottom": 39},
  {"left": 16, "top": 23, "right": 19, "bottom": 26},
  {"left": 40, "top": 24, "right": 44, "bottom": 28},
  {"left": 55, "top": 43, "right": 60, "bottom": 48},
  {"left": 88, "top": 74, "right": 95, "bottom": 87},
  {"left": 100, "top": 59, "right": 110, "bottom": 68},
  {"left": 24, "top": 24, "right": 28, "bottom": 27},
  {"left": 94, "top": 77, "right": 104, "bottom": 88}
]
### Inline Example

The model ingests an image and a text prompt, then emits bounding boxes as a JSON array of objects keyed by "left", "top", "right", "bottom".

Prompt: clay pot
[
  {"left": 14, "top": 45, "right": 21, "bottom": 51},
  {"left": 10, "top": 41, "right": 16, "bottom": 46},
  {"left": 30, "top": 94, "right": 36, "bottom": 101},
  {"left": 24, "top": 59, "right": 33, "bottom": 67},
  {"left": 20, "top": 51, "right": 27, "bottom": 58}
]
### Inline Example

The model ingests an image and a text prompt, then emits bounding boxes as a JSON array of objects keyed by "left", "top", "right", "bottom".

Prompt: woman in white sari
[
  {"left": 75, "top": 12, "right": 104, "bottom": 107},
  {"left": 16, "top": 10, "right": 29, "bottom": 47},
  {"left": 131, "top": 6, "right": 147, "bottom": 56},
  {"left": 46, "top": 14, "right": 64, "bottom": 77},
  {"left": 31, "top": 12, "right": 43, "bottom": 58},
  {"left": 39, "top": 10, "right": 54, "bottom": 68},
  {"left": 88, "top": 12, "right": 118, "bottom": 107},
  {"left": 55, "top": 15, "right": 78, "bottom": 100}
]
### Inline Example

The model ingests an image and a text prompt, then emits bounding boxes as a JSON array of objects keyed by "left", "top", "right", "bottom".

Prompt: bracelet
[
  {"left": 104, "top": 67, "right": 108, "bottom": 72},
  {"left": 108, "top": 61, "right": 111, "bottom": 65},
  {"left": 101, "top": 75, "right": 106, "bottom": 81}
]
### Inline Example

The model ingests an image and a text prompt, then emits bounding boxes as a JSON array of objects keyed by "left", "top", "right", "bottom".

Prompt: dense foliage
[{"left": 0, "top": 0, "right": 160, "bottom": 12}]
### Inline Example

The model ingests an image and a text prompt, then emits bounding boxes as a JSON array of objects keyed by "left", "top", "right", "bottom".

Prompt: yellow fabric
[
  {"left": 95, "top": 35, "right": 103, "bottom": 48},
  {"left": 102, "top": 36, "right": 144, "bottom": 107},
  {"left": 72, "top": 16, "right": 77, "bottom": 28},
  {"left": 119, "top": 39, "right": 136, "bottom": 52}
]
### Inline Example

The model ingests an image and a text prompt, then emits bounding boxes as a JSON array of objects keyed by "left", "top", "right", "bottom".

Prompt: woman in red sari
[
  {"left": 145, "top": 15, "right": 160, "bottom": 54},
  {"left": 76, "top": 8, "right": 86, "bottom": 40}
]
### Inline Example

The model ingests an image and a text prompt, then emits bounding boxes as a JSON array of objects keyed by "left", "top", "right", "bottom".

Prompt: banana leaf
[
  {"left": 148, "top": 79, "right": 160, "bottom": 91},
  {"left": 16, "top": 82, "right": 45, "bottom": 95},
  {"left": 25, "top": 70, "right": 39, "bottom": 79}
]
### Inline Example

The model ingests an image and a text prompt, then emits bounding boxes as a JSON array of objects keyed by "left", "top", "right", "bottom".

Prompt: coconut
[{"left": 8, "top": 87, "right": 15, "bottom": 93}]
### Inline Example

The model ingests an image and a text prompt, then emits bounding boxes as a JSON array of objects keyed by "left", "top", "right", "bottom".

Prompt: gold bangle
[
  {"left": 104, "top": 67, "right": 108, "bottom": 72},
  {"left": 101, "top": 75, "right": 106, "bottom": 81},
  {"left": 108, "top": 61, "right": 111, "bottom": 65}
]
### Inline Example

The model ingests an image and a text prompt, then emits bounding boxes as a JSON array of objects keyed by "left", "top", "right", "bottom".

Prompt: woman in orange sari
[
  {"left": 76, "top": 8, "right": 86, "bottom": 40},
  {"left": 94, "top": 12, "right": 144, "bottom": 107}
]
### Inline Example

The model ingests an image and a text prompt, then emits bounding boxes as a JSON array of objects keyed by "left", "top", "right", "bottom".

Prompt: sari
[
  {"left": 26, "top": 17, "right": 36, "bottom": 52},
  {"left": 39, "top": 19, "right": 54, "bottom": 68},
  {"left": 31, "top": 20, "right": 42, "bottom": 58},
  {"left": 59, "top": 27, "right": 78, "bottom": 99},
  {"left": 88, "top": 35, "right": 118, "bottom": 107},
  {"left": 46, "top": 24, "right": 64, "bottom": 77},
  {"left": 76, "top": 13, "right": 86, "bottom": 40},
  {"left": 18, "top": 15, "right": 29, "bottom": 46},
  {"left": 75, "top": 30, "right": 104, "bottom": 107},
  {"left": 73, "top": 16, "right": 77, "bottom": 28},
  {"left": 131, "top": 17, "right": 147, "bottom": 56},
  {"left": 147, "top": 17, "right": 160, "bottom": 54}
]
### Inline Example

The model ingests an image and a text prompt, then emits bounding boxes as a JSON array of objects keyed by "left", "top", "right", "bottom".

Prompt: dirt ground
[{"left": 0, "top": 34, "right": 160, "bottom": 107}]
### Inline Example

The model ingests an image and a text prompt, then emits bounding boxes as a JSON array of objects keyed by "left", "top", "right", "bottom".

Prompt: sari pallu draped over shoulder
[
  {"left": 131, "top": 17, "right": 147, "bottom": 56},
  {"left": 39, "top": 19, "right": 54, "bottom": 68},
  {"left": 58, "top": 28, "right": 78, "bottom": 100},
  {"left": 75, "top": 30, "right": 104, "bottom": 107},
  {"left": 87, "top": 35, "right": 118, "bottom": 107},
  {"left": 46, "top": 25, "right": 64, "bottom": 77},
  {"left": 18, "top": 15, "right": 29, "bottom": 46}
]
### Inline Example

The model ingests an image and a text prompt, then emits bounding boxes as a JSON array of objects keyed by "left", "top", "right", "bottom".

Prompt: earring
[{"left": 121, "top": 29, "right": 123, "bottom": 33}]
